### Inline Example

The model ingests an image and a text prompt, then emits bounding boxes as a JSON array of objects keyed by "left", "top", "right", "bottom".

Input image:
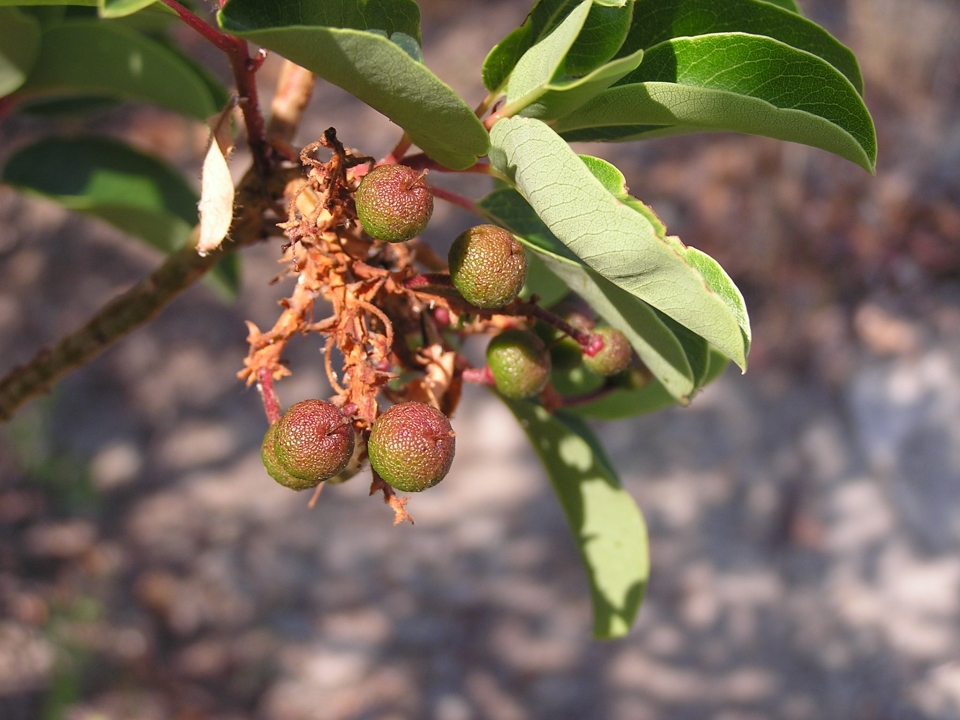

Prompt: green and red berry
[
  {"left": 355, "top": 164, "right": 433, "bottom": 243},
  {"left": 261, "top": 399, "right": 356, "bottom": 490},
  {"left": 367, "top": 402, "right": 456, "bottom": 493}
]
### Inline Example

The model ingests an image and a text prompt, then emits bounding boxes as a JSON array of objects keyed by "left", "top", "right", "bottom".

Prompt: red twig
[
  {"left": 381, "top": 133, "right": 413, "bottom": 165},
  {"left": 403, "top": 273, "right": 453, "bottom": 290},
  {"left": 522, "top": 303, "right": 603, "bottom": 356},
  {"left": 462, "top": 366, "right": 494, "bottom": 385},
  {"left": 428, "top": 185, "right": 497, "bottom": 221},
  {"left": 159, "top": 0, "right": 271, "bottom": 175},
  {"left": 401, "top": 153, "right": 496, "bottom": 176},
  {"left": 256, "top": 367, "right": 282, "bottom": 424}
]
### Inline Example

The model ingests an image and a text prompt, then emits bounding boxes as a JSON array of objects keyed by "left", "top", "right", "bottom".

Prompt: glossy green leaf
[
  {"left": 502, "top": 398, "right": 649, "bottom": 638},
  {"left": 479, "top": 186, "right": 698, "bottom": 401},
  {"left": 0, "top": 0, "right": 96, "bottom": 5},
  {"left": 619, "top": 0, "right": 860, "bottom": 93},
  {"left": 99, "top": 0, "right": 156, "bottom": 18},
  {"left": 556, "top": 34, "right": 877, "bottom": 172},
  {"left": 1, "top": 136, "right": 238, "bottom": 295},
  {"left": 0, "top": 8, "right": 41, "bottom": 98},
  {"left": 503, "top": 0, "right": 592, "bottom": 116},
  {"left": 490, "top": 116, "right": 750, "bottom": 369},
  {"left": 482, "top": 0, "right": 631, "bottom": 92},
  {"left": 218, "top": 0, "right": 488, "bottom": 170},
  {"left": 519, "top": 48, "right": 643, "bottom": 121},
  {"left": 570, "top": 346, "right": 729, "bottom": 419},
  {"left": 18, "top": 20, "right": 220, "bottom": 120},
  {"left": 763, "top": 0, "right": 800, "bottom": 13},
  {"left": 565, "top": 0, "right": 633, "bottom": 76}
]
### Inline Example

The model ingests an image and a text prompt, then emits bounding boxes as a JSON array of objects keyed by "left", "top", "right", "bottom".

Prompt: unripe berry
[
  {"left": 583, "top": 326, "right": 633, "bottom": 376},
  {"left": 261, "top": 399, "right": 355, "bottom": 490},
  {"left": 355, "top": 164, "right": 433, "bottom": 243},
  {"left": 448, "top": 225, "right": 527, "bottom": 308},
  {"left": 486, "top": 329, "right": 551, "bottom": 399},
  {"left": 367, "top": 402, "right": 456, "bottom": 493}
]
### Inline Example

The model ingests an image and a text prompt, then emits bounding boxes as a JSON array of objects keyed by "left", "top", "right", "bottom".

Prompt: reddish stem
[
  {"left": 159, "top": 0, "right": 271, "bottom": 175},
  {"left": 0, "top": 93, "right": 21, "bottom": 123},
  {"left": 428, "top": 185, "right": 496, "bottom": 221},
  {"left": 404, "top": 273, "right": 453, "bottom": 290},
  {"left": 401, "top": 154, "right": 495, "bottom": 176},
  {"left": 523, "top": 303, "right": 604, "bottom": 357},
  {"left": 381, "top": 133, "right": 413, "bottom": 165},
  {"left": 462, "top": 366, "right": 495, "bottom": 385},
  {"left": 256, "top": 367, "right": 282, "bottom": 424}
]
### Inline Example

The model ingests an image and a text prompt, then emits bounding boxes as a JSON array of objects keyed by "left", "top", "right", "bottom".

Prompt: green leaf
[
  {"left": 763, "top": 0, "right": 800, "bottom": 13},
  {"left": 519, "top": 48, "right": 643, "bottom": 121},
  {"left": 556, "top": 34, "right": 877, "bottom": 172},
  {"left": 479, "top": 186, "right": 698, "bottom": 401},
  {"left": 218, "top": 0, "right": 488, "bottom": 170},
  {"left": 99, "top": 0, "right": 156, "bottom": 18},
  {"left": 502, "top": 398, "right": 649, "bottom": 638},
  {"left": 490, "top": 116, "right": 750, "bottom": 369},
  {"left": 18, "top": 20, "right": 220, "bottom": 120},
  {"left": 1, "top": 136, "right": 239, "bottom": 295},
  {"left": 482, "top": 0, "right": 631, "bottom": 92},
  {"left": 521, "top": 249, "right": 569, "bottom": 307},
  {"left": 0, "top": 0, "right": 96, "bottom": 5},
  {"left": 569, "top": 346, "right": 729, "bottom": 419},
  {"left": 0, "top": 8, "right": 41, "bottom": 98},
  {"left": 565, "top": 0, "right": 633, "bottom": 76},
  {"left": 503, "top": 0, "right": 593, "bottom": 117},
  {"left": 619, "top": 0, "right": 860, "bottom": 93}
]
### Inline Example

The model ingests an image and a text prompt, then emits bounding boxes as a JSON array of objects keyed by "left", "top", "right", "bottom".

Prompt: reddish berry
[{"left": 367, "top": 402, "right": 456, "bottom": 493}]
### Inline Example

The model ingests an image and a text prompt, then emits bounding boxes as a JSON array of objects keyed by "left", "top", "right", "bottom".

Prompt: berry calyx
[
  {"left": 583, "top": 326, "right": 633, "bottom": 376},
  {"left": 261, "top": 399, "right": 356, "bottom": 490},
  {"left": 448, "top": 225, "right": 527, "bottom": 308},
  {"left": 368, "top": 402, "right": 456, "bottom": 493},
  {"left": 486, "top": 329, "right": 551, "bottom": 399},
  {"left": 355, "top": 164, "right": 433, "bottom": 243}
]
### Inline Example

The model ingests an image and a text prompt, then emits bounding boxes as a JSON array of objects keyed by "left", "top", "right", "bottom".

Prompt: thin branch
[
  {"left": 382, "top": 132, "right": 413, "bottom": 165},
  {"left": 256, "top": 367, "right": 282, "bottom": 424},
  {"left": 267, "top": 61, "right": 316, "bottom": 143},
  {"left": 0, "top": 60, "right": 319, "bottom": 423},
  {"left": 159, "top": 0, "right": 272, "bottom": 174},
  {"left": 428, "top": 184, "right": 497, "bottom": 222},
  {"left": 403, "top": 273, "right": 453, "bottom": 291}
]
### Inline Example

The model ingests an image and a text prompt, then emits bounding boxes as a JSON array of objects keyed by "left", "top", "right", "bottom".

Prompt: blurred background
[{"left": 1, "top": 0, "right": 959, "bottom": 718}]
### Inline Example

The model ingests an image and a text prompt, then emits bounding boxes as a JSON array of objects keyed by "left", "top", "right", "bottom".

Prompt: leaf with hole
[
  {"left": 218, "top": 0, "right": 488, "bottom": 170},
  {"left": 502, "top": 398, "right": 649, "bottom": 638}
]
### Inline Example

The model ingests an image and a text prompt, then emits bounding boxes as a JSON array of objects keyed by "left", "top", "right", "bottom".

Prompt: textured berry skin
[
  {"left": 262, "top": 400, "right": 356, "bottom": 490},
  {"left": 583, "top": 326, "right": 633, "bottom": 376},
  {"left": 486, "top": 329, "right": 551, "bottom": 399},
  {"left": 355, "top": 164, "right": 433, "bottom": 243},
  {"left": 449, "top": 225, "right": 527, "bottom": 308},
  {"left": 261, "top": 424, "right": 307, "bottom": 489},
  {"left": 368, "top": 402, "right": 456, "bottom": 493}
]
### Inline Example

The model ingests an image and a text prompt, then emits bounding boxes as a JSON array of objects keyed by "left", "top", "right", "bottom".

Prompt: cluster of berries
[{"left": 261, "top": 163, "right": 634, "bottom": 497}]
